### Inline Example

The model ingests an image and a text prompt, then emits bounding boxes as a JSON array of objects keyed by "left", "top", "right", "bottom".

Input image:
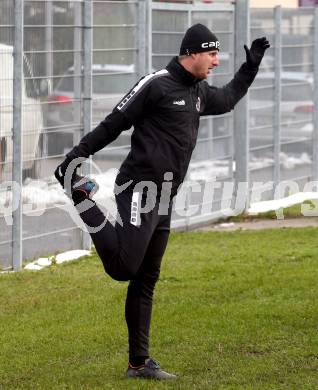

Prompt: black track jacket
[{"left": 67, "top": 57, "right": 258, "bottom": 196}]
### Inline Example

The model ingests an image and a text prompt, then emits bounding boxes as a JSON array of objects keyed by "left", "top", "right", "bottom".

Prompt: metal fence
[
  {"left": 248, "top": 6, "right": 317, "bottom": 205},
  {"left": 0, "top": 0, "right": 317, "bottom": 270}
]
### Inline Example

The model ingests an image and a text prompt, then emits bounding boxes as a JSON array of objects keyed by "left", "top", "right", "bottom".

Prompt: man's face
[{"left": 192, "top": 50, "right": 220, "bottom": 79}]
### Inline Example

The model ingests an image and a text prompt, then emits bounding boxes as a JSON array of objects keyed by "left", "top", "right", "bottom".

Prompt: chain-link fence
[{"left": 1, "top": 0, "right": 317, "bottom": 270}]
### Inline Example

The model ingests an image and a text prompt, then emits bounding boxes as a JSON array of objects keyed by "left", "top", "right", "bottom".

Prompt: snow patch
[
  {"left": 36, "top": 257, "right": 52, "bottom": 267},
  {"left": 55, "top": 250, "right": 91, "bottom": 264},
  {"left": 189, "top": 153, "right": 311, "bottom": 181},
  {"left": 215, "top": 222, "right": 236, "bottom": 228},
  {"left": 24, "top": 249, "right": 91, "bottom": 271},
  {"left": 24, "top": 263, "right": 43, "bottom": 271},
  {"left": 248, "top": 192, "right": 318, "bottom": 214},
  {"left": 0, "top": 169, "right": 118, "bottom": 213}
]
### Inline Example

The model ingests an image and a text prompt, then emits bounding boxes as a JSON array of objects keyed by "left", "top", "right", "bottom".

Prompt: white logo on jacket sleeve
[
  {"left": 117, "top": 69, "right": 168, "bottom": 111},
  {"left": 117, "top": 90, "right": 136, "bottom": 110},
  {"left": 173, "top": 99, "right": 185, "bottom": 106}
]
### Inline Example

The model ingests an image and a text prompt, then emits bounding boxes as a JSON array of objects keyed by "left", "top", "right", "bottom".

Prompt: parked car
[
  {"left": 44, "top": 64, "right": 136, "bottom": 156},
  {"left": 0, "top": 44, "right": 44, "bottom": 181}
]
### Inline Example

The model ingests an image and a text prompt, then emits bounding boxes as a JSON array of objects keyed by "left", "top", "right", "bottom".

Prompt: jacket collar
[{"left": 166, "top": 56, "right": 200, "bottom": 86}]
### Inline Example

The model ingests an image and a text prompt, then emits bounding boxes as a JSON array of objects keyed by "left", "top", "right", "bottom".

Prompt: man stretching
[{"left": 55, "top": 24, "right": 269, "bottom": 380}]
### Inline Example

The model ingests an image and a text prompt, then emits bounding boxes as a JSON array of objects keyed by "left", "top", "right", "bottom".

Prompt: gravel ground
[{"left": 198, "top": 217, "right": 318, "bottom": 231}]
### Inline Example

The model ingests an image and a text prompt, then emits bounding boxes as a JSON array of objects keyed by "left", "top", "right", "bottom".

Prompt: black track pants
[{"left": 75, "top": 189, "right": 172, "bottom": 358}]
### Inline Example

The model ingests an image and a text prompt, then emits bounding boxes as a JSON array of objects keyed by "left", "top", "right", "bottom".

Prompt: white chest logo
[
  {"left": 173, "top": 99, "right": 185, "bottom": 106},
  {"left": 196, "top": 97, "right": 201, "bottom": 112}
]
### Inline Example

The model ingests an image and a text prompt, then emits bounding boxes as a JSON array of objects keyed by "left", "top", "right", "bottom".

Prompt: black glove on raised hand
[{"left": 244, "top": 37, "right": 270, "bottom": 68}]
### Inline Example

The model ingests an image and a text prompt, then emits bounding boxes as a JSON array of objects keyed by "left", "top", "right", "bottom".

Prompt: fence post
[
  {"left": 146, "top": 0, "right": 152, "bottom": 74},
  {"left": 42, "top": 0, "right": 53, "bottom": 157},
  {"left": 74, "top": 1, "right": 83, "bottom": 147},
  {"left": 12, "top": 0, "right": 24, "bottom": 271},
  {"left": 45, "top": 0, "right": 53, "bottom": 94},
  {"left": 273, "top": 6, "right": 282, "bottom": 191},
  {"left": 82, "top": 0, "right": 92, "bottom": 250},
  {"left": 234, "top": 0, "right": 249, "bottom": 210},
  {"left": 313, "top": 7, "right": 318, "bottom": 181},
  {"left": 137, "top": 0, "right": 146, "bottom": 79}
]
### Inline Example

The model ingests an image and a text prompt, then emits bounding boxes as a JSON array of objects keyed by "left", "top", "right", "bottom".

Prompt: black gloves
[{"left": 244, "top": 37, "right": 270, "bottom": 68}]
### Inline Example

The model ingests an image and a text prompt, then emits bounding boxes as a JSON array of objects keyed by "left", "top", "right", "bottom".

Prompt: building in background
[
  {"left": 250, "top": 0, "right": 318, "bottom": 6},
  {"left": 161, "top": 0, "right": 317, "bottom": 7},
  {"left": 298, "top": 0, "right": 318, "bottom": 6},
  {"left": 250, "top": 0, "right": 297, "bottom": 7}
]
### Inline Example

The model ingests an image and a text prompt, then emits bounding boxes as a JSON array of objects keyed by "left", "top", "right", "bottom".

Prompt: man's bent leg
[
  {"left": 75, "top": 190, "right": 157, "bottom": 281},
  {"left": 75, "top": 198, "right": 120, "bottom": 277}
]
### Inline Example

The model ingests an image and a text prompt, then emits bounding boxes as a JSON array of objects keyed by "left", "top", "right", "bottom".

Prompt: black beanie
[{"left": 179, "top": 23, "right": 220, "bottom": 55}]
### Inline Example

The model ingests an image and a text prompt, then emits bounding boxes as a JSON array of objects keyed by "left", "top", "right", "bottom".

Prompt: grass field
[{"left": 1, "top": 227, "right": 318, "bottom": 389}]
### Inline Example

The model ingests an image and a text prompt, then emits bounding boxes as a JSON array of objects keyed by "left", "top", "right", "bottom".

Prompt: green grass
[{"left": 1, "top": 228, "right": 318, "bottom": 389}]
